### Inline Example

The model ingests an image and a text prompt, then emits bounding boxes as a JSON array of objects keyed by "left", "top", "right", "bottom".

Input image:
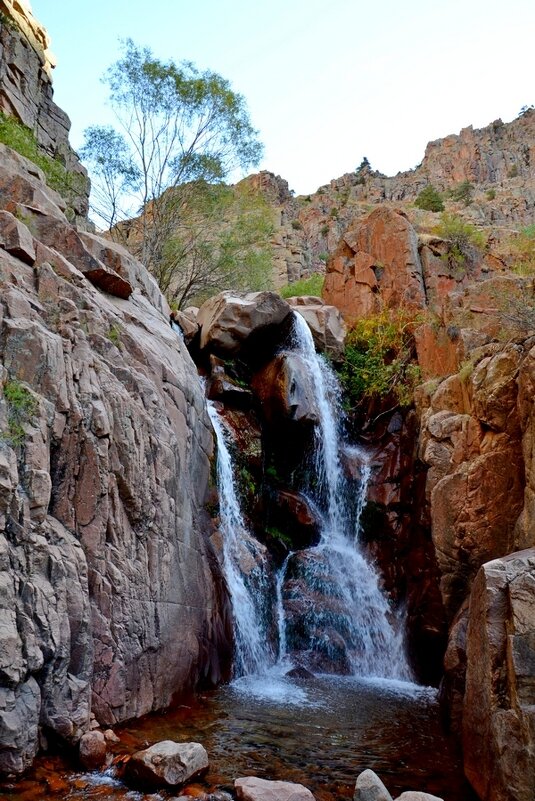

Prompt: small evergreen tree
[{"left": 414, "top": 184, "right": 444, "bottom": 212}]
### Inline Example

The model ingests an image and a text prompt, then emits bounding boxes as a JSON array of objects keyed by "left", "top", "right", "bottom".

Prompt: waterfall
[
  {"left": 206, "top": 402, "right": 273, "bottom": 677},
  {"left": 279, "top": 312, "right": 411, "bottom": 680}
]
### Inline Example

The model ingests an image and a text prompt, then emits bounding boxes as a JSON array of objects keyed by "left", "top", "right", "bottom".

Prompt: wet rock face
[
  {"left": 0, "top": 145, "right": 230, "bottom": 774},
  {"left": 462, "top": 550, "right": 535, "bottom": 801}
]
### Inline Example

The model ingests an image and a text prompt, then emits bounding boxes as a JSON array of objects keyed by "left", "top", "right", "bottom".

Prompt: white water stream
[{"left": 206, "top": 312, "right": 411, "bottom": 684}]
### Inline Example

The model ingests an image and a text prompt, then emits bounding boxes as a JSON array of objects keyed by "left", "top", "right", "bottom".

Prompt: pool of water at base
[{"left": 0, "top": 673, "right": 478, "bottom": 801}]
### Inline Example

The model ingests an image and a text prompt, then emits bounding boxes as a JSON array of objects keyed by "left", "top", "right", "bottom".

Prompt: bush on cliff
[
  {"left": 432, "top": 212, "right": 486, "bottom": 268},
  {"left": 339, "top": 309, "right": 421, "bottom": 409},
  {"left": 414, "top": 184, "right": 444, "bottom": 212},
  {"left": 0, "top": 112, "right": 86, "bottom": 210},
  {"left": 280, "top": 274, "right": 325, "bottom": 299}
]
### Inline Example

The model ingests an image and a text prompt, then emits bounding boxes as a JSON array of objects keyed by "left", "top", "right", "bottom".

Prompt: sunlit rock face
[
  {"left": 0, "top": 0, "right": 90, "bottom": 220},
  {"left": 0, "top": 144, "right": 231, "bottom": 774},
  {"left": 462, "top": 550, "right": 535, "bottom": 801}
]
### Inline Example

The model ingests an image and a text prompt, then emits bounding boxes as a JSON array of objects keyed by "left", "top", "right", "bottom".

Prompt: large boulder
[
  {"left": 197, "top": 291, "right": 292, "bottom": 357},
  {"left": 287, "top": 298, "right": 346, "bottom": 360},
  {"left": 251, "top": 353, "right": 319, "bottom": 426},
  {"left": 127, "top": 740, "right": 209, "bottom": 788},
  {"left": 462, "top": 549, "right": 535, "bottom": 801},
  {"left": 235, "top": 777, "right": 316, "bottom": 801}
]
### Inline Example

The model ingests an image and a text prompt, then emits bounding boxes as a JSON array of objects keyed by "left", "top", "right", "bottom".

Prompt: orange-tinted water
[{"left": 0, "top": 675, "right": 477, "bottom": 801}]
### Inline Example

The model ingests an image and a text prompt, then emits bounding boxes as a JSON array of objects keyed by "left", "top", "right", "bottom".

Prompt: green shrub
[
  {"left": 3, "top": 380, "right": 38, "bottom": 447},
  {"left": 486, "top": 188, "right": 496, "bottom": 200},
  {"left": 414, "top": 184, "right": 444, "bottom": 212},
  {"left": 318, "top": 252, "right": 329, "bottom": 263},
  {"left": 508, "top": 164, "right": 519, "bottom": 178},
  {"left": 433, "top": 212, "right": 486, "bottom": 268},
  {"left": 320, "top": 224, "right": 329, "bottom": 236},
  {"left": 330, "top": 207, "right": 339, "bottom": 219},
  {"left": 0, "top": 112, "right": 87, "bottom": 206},
  {"left": 339, "top": 309, "right": 421, "bottom": 409},
  {"left": 448, "top": 180, "right": 474, "bottom": 206},
  {"left": 291, "top": 219, "right": 302, "bottom": 230},
  {"left": 280, "top": 273, "right": 325, "bottom": 299},
  {"left": 509, "top": 224, "right": 535, "bottom": 275},
  {"left": 106, "top": 324, "right": 122, "bottom": 346}
]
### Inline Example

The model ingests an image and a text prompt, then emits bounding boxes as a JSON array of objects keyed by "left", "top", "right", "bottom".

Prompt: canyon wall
[
  {"left": 0, "top": 143, "right": 231, "bottom": 774},
  {"left": 0, "top": 0, "right": 89, "bottom": 221}
]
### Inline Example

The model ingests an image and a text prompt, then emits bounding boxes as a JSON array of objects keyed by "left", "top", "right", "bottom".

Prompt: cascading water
[
  {"left": 279, "top": 312, "right": 411, "bottom": 680},
  {"left": 206, "top": 401, "right": 273, "bottom": 677}
]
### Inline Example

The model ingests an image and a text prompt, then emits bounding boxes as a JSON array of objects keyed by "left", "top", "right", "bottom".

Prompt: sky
[{"left": 30, "top": 0, "right": 535, "bottom": 196}]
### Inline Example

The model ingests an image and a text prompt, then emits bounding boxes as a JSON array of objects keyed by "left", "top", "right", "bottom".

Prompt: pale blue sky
[{"left": 30, "top": 0, "right": 535, "bottom": 194}]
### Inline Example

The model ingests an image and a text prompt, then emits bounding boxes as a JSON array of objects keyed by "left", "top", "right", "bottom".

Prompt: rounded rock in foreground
[
  {"left": 394, "top": 793, "right": 444, "bottom": 801},
  {"left": 354, "top": 769, "right": 393, "bottom": 801},
  {"left": 78, "top": 730, "right": 107, "bottom": 770},
  {"left": 235, "top": 776, "right": 316, "bottom": 801},
  {"left": 126, "top": 740, "right": 209, "bottom": 788}
]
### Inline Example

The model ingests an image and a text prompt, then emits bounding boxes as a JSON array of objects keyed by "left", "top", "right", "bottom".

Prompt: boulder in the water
[
  {"left": 78, "top": 730, "right": 107, "bottom": 770},
  {"left": 285, "top": 665, "right": 315, "bottom": 680},
  {"left": 394, "top": 794, "right": 444, "bottom": 801},
  {"left": 235, "top": 777, "right": 316, "bottom": 801},
  {"left": 126, "top": 740, "right": 209, "bottom": 788},
  {"left": 354, "top": 769, "right": 393, "bottom": 801}
]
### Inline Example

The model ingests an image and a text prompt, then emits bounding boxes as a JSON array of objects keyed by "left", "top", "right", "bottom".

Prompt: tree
[
  {"left": 147, "top": 180, "right": 275, "bottom": 309},
  {"left": 414, "top": 184, "right": 444, "bottom": 212},
  {"left": 80, "top": 39, "right": 263, "bottom": 270},
  {"left": 356, "top": 156, "right": 371, "bottom": 172}
]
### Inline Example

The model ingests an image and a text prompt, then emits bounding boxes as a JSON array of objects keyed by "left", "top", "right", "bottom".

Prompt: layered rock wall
[
  {"left": 0, "top": 144, "right": 230, "bottom": 774},
  {"left": 0, "top": 0, "right": 89, "bottom": 220}
]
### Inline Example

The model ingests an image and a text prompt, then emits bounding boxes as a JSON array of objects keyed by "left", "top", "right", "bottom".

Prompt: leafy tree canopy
[{"left": 80, "top": 39, "right": 263, "bottom": 269}]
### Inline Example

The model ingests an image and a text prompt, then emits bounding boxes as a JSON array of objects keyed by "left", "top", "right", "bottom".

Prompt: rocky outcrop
[
  {"left": 0, "top": 1, "right": 89, "bottom": 220},
  {"left": 418, "top": 345, "right": 533, "bottom": 619},
  {"left": 0, "top": 144, "right": 230, "bottom": 774},
  {"left": 323, "top": 208, "right": 426, "bottom": 322},
  {"left": 462, "top": 550, "right": 535, "bottom": 801}
]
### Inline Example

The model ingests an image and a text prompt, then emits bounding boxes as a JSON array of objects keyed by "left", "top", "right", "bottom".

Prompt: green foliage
[
  {"left": 509, "top": 224, "right": 535, "bottom": 276},
  {"left": 508, "top": 164, "right": 519, "bottom": 178},
  {"left": 486, "top": 188, "right": 496, "bottom": 200},
  {"left": 448, "top": 180, "right": 474, "bottom": 206},
  {"left": 106, "top": 324, "right": 122, "bottom": 346},
  {"left": 414, "top": 184, "right": 444, "bottom": 212},
  {"left": 433, "top": 212, "right": 486, "bottom": 269},
  {"left": 458, "top": 359, "right": 475, "bottom": 384},
  {"left": 0, "top": 112, "right": 86, "bottom": 207},
  {"left": 339, "top": 310, "right": 421, "bottom": 409},
  {"left": 81, "top": 39, "right": 262, "bottom": 268},
  {"left": 280, "top": 273, "right": 325, "bottom": 299},
  {"left": 291, "top": 219, "right": 303, "bottom": 230},
  {"left": 320, "top": 224, "right": 329, "bottom": 236},
  {"left": 356, "top": 156, "right": 370, "bottom": 172},
  {"left": 330, "top": 207, "right": 339, "bottom": 219},
  {"left": 3, "top": 380, "right": 38, "bottom": 447},
  {"left": 156, "top": 181, "right": 274, "bottom": 309},
  {"left": 318, "top": 252, "right": 329, "bottom": 263},
  {"left": 266, "top": 526, "right": 292, "bottom": 547}
]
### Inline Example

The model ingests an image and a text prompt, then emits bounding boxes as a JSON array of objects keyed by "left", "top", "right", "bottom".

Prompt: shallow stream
[{"left": 0, "top": 673, "right": 476, "bottom": 801}]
